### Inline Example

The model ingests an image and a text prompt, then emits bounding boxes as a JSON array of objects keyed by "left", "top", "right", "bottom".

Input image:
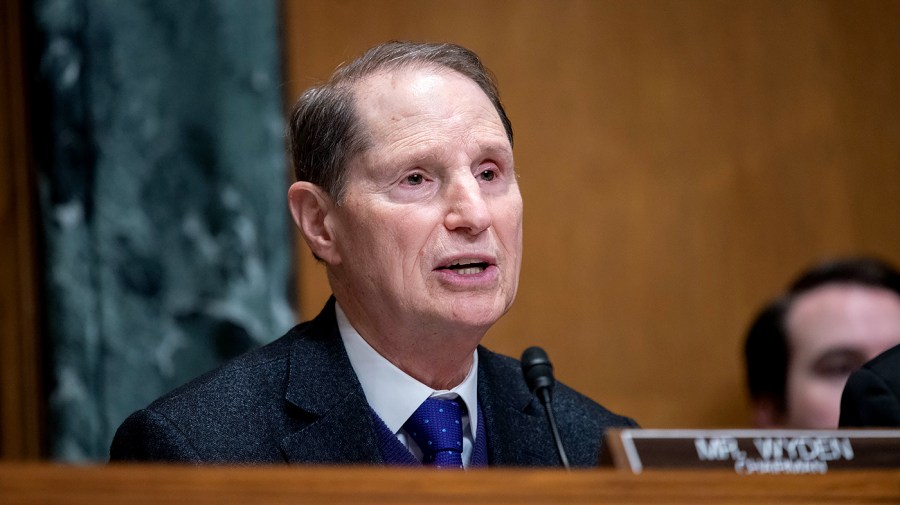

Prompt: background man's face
[
  {"left": 784, "top": 284, "right": 900, "bottom": 428},
  {"left": 328, "top": 66, "right": 523, "bottom": 338}
]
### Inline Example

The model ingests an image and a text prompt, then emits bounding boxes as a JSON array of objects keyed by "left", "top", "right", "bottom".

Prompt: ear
[
  {"left": 751, "top": 397, "right": 785, "bottom": 428},
  {"left": 288, "top": 181, "right": 341, "bottom": 265}
]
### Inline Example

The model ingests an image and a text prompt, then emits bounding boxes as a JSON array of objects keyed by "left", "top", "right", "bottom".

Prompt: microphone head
[{"left": 521, "top": 346, "right": 555, "bottom": 394}]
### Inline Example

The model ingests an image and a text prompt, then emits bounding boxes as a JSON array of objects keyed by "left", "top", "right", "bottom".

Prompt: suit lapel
[
  {"left": 278, "top": 299, "right": 383, "bottom": 464},
  {"left": 275, "top": 303, "right": 558, "bottom": 466},
  {"left": 478, "top": 346, "right": 559, "bottom": 466}
]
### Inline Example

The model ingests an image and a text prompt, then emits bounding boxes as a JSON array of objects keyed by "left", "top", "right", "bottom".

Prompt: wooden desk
[{"left": 1, "top": 464, "right": 898, "bottom": 504}]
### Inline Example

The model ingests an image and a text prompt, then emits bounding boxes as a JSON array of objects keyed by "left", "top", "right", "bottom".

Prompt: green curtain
[{"left": 30, "top": 0, "right": 294, "bottom": 461}]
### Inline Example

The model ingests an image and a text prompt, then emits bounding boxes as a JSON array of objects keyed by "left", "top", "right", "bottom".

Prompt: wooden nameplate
[{"left": 600, "top": 428, "right": 900, "bottom": 474}]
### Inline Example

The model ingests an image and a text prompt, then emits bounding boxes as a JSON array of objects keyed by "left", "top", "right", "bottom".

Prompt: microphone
[{"left": 521, "top": 346, "right": 570, "bottom": 469}]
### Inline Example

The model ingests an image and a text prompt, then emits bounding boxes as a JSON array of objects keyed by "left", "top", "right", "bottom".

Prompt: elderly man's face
[
  {"left": 328, "top": 67, "right": 522, "bottom": 337},
  {"left": 784, "top": 284, "right": 900, "bottom": 428}
]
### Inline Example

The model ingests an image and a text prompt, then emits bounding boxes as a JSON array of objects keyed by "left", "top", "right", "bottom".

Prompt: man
[
  {"left": 110, "top": 41, "right": 635, "bottom": 467},
  {"left": 744, "top": 257, "right": 900, "bottom": 429}
]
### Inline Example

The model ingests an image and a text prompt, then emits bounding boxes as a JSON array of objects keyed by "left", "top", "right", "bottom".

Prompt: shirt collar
[{"left": 335, "top": 302, "right": 479, "bottom": 435}]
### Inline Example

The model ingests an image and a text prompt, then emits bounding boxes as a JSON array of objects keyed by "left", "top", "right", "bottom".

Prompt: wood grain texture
[
  {"left": 282, "top": 0, "right": 900, "bottom": 428},
  {"left": 1, "top": 464, "right": 899, "bottom": 504},
  {"left": 0, "top": 0, "right": 43, "bottom": 460}
]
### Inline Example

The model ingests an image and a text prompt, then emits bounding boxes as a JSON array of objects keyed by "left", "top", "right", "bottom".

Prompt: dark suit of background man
[
  {"left": 840, "top": 343, "right": 900, "bottom": 428},
  {"left": 110, "top": 41, "right": 636, "bottom": 467}
]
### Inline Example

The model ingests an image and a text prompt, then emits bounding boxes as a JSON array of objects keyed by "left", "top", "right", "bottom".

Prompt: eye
[
  {"left": 813, "top": 352, "right": 866, "bottom": 379},
  {"left": 404, "top": 173, "right": 424, "bottom": 186},
  {"left": 478, "top": 169, "right": 496, "bottom": 182}
]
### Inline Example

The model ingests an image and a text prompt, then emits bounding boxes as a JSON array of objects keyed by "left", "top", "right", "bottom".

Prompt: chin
[{"left": 443, "top": 298, "right": 512, "bottom": 330}]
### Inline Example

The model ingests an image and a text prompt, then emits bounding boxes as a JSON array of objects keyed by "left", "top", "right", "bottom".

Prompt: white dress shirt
[{"left": 336, "top": 302, "right": 478, "bottom": 467}]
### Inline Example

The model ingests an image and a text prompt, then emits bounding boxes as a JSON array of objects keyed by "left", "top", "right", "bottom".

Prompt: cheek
[
  {"left": 495, "top": 199, "right": 524, "bottom": 245},
  {"left": 786, "top": 368, "right": 844, "bottom": 427},
  {"left": 337, "top": 209, "right": 399, "bottom": 272},
  {"left": 344, "top": 201, "right": 402, "bottom": 243},
  {"left": 369, "top": 208, "right": 438, "bottom": 272}
]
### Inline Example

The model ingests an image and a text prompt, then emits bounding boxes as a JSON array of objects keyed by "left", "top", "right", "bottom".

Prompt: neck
[
  {"left": 362, "top": 323, "right": 479, "bottom": 390},
  {"left": 388, "top": 345, "right": 475, "bottom": 390},
  {"left": 335, "top": 299, "right": 482, "bottom": 390}
]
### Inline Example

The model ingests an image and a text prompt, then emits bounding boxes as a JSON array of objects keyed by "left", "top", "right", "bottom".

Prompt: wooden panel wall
[
  {"left": 282, "top": 0, "right": 900, "bottom": 428},
  {"left": 0, "top": 0, "right": 43, "bottom": 459}
]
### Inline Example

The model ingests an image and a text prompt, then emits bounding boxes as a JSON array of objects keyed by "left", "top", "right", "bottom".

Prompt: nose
[{"left": 444, "top": 174, "right": 492, "bottom": 234}]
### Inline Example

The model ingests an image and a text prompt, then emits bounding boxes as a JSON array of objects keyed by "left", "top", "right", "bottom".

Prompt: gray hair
[{"left": 287, "top": 41, "right": 513, "bottom": 203}]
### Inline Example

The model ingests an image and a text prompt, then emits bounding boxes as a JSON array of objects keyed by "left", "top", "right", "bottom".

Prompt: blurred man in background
[{"left": 744, "top": 257, "right": 900, "bottom": 429}]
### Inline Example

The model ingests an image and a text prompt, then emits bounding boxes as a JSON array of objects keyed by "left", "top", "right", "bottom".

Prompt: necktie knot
[{"left": 403, "top": 397, "right": 464, "bottom": 468}]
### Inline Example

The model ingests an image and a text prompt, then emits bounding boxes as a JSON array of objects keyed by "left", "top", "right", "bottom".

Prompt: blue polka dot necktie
[{"left": 403, "top": 397, "right": 464, "bottom": 468}]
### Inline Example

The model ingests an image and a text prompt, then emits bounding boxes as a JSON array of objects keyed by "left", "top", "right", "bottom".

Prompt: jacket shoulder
[
  {"left": 477, "top": 347, "right": 637, "bottom": 467},
  {"left": 479, "top": 348, "right": 636, "bottom": 428},
  {"left": 110, "top": 324, "right": 310, "bottom": 463}
]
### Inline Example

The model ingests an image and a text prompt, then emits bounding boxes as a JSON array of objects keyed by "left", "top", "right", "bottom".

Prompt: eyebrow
[
  {"left": 388, "top": 139, "right": 513, "bottom": 169},
  {"left": 812, "top": 347, "right": 867, "bottom": 366},
  {"left": 474, "top": 141, "right": 514, "bottom": 165}
]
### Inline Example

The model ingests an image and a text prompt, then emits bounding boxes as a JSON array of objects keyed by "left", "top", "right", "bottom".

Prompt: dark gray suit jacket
[
  {"left": 839, "top": 343, "right": 900, "bottom": 428},
  {"left": 110, "top": 298, "right": 636, "bottom": 466}
]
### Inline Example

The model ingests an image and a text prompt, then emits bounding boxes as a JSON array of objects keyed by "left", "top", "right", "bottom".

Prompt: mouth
[{"left": 437, "top": 258, "right": 492, "bottom": 275}]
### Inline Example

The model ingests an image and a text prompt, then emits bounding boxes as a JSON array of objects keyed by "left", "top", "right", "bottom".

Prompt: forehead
[
  {"left": 349, "top": 66, "right": 509, "bottom": 152},
  {"left": 786, "top": 284, "right": 900, "bottom": 357}
]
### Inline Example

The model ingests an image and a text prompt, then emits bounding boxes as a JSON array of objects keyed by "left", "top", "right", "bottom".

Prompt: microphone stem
[{"left": 540, "top": 388, "right": 570, "bottom": 469}]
